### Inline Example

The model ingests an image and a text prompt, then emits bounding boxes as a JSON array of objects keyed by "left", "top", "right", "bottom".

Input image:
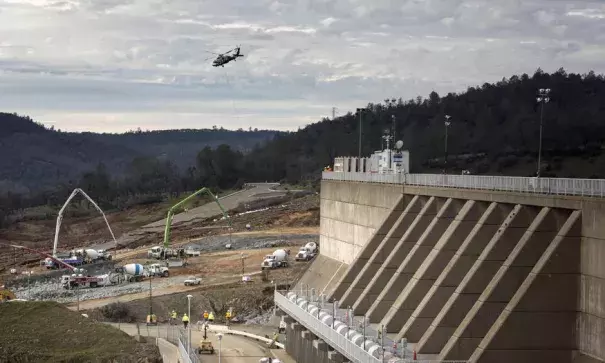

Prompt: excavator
[{"left": 147, "top": 187, "right": 233, "bottom": 263}]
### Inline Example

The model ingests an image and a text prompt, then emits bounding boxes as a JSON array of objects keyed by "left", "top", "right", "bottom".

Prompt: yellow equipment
[
  {"left": 0, "top": 288, "right": 16, "bottom": 302},
  {"left": 197, "top": 340, "right": 215, "bottom": 354},
  {"left": 196, "top": 323, "right": 215, "bottom": 354}
]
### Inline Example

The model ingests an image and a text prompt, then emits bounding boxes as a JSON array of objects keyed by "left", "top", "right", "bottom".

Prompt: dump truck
[{"left": 261, "top": 249, "right": 290, "bottom": 269}]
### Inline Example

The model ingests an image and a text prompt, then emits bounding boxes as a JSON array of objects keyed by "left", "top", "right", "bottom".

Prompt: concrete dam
[{"left": 276, "top": 172, "right": 605, "bottom": 363}]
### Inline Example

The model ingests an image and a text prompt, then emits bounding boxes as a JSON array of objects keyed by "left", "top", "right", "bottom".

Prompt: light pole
[
  {"left": 536, "top": 88, "right": 551, "bottom": 177},
  {"left": 186, "top": 294, "right": 193, "bottom": 354},
  {"left": 444, "top": 115, "right": 451, "bottom": 173},
  {"left": 356, "top": 108, "right": 365, "bottom": 159},
  {"left": 216, "top": 332, "right": 224, "bottom": 363}
]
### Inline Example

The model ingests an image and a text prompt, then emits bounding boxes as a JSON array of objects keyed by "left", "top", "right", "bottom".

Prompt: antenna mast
[{"left": 332, "top": 107, "right": 337, "bottom": 120}]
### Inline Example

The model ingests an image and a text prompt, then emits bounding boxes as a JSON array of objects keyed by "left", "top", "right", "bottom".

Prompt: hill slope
[
  {"left": 0, "top": 113, "right": 279, "bottom": 193},
  {"left": 0, "top": 301, "right": 161, "bottom": 362},
  {"left": 243, "top": 68, "right": 605, "bottom": 181}
]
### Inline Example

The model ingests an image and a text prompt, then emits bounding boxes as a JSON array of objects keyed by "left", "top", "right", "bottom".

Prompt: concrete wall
[
  {"left": 313, "top": 180, "right": 605, "bottom": 363},
  {"left": 285, "top": 316, "right": 347, "bottom": 363},
  {"left": 320, "top": 180, "right": 403, "bottom": 264},
  {"left": 579, "top": 202, "right": 605, "bottom": 361}
]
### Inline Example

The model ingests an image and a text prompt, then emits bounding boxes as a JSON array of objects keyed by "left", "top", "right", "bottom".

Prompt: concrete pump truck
[{"left": 147, "top": 187, "right": 232, "bottom": 265}]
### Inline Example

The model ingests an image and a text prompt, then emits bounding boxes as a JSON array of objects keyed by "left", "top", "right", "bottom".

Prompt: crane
[
  {"left": 52, "top": 188, "right": 118, "bottom": 258},
  {"left": 148, "top": 187, "right": 233, "bottom": 261}
]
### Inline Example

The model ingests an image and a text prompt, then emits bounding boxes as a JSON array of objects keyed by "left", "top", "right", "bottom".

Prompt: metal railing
[
  {"left": 275, "top": 290, "right": 381, "bottom": 363},
  {"left": 276, "top": 289, "right": 469, "bottom": 363},
  {"left": 165, "top": 325, "right": 200, "bottom": 363},
  {"left": 322, "top": 171, "right": 605, "bottom": 198}
]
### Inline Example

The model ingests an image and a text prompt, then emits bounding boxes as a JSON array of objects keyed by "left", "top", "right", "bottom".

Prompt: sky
[{"left": 0, "top": 0, "right": 604, "bottom": 133}]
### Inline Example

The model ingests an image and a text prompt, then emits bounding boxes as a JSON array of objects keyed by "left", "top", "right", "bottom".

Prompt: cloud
[{"left": 0, "top": 0, "right": 604, "bottom": 132}]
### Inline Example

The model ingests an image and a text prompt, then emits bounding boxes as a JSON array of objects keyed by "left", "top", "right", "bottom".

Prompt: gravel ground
[
  {"left": 14, "top": 232, "right": 318, "bottom": 304},
  {"left": 184, "top": 233, "right": 318, "bottom": 252},
  {"left": 14, "top": 275, "right": 185, "bottom": 303}
]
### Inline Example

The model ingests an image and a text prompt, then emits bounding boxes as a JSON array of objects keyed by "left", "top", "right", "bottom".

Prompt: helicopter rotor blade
[{"left": 202, "top": 50, "right": 221, "bottom": 55}]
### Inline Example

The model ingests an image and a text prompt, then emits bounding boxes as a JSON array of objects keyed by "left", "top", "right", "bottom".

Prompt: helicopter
[{"left": 205, "top": 46, "right": 244, "bottom": 67}]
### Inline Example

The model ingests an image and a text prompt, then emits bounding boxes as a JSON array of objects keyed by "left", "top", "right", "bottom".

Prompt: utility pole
[
  {"left": 536, "top": 88, "right": 551, "bottom": 177},
  {"left": 148, "top": 274, "right": 154, "bottom": 324},
  {"left": 332, "top": 107, "right": 337, "bottom": 120},
  {"left": 444, "top": 115, "right": 451, "bottom": 174},
  {"left": 391, "top": 115, "right": 396, "bottom": 140}
]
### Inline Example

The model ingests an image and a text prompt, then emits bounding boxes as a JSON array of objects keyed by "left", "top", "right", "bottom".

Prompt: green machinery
[{"left": 162, "top": 187, "right": 233, "bottom": 251}]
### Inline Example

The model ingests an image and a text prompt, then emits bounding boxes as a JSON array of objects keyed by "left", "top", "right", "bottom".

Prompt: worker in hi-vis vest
[
  {"left": 203, "top": 310, "right": 209, "bottom": 321},
  {"left": 182, "top": 313, "right": 189, "bottom": 329},
  {"left": 208, "top": 311, "right": 215, "bottom": 322}
]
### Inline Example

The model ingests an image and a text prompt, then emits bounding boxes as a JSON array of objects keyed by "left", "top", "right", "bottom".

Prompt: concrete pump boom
[
  {"left": 0, "top": 243, "right": 77, "bottom": 271},
  {"left": 163, "top": 187, "right": 232, "bottom": 249},
  {"left": 52, "top": 188, "right": 118, "bottom": 257}
]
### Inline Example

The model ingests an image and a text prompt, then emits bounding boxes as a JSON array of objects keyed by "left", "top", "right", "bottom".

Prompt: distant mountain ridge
[{"left": 0, "top": 112, "right": 281, "bottom": 193}]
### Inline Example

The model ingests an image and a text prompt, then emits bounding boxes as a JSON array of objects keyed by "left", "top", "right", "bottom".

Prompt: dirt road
[
  {"left": 66, "top": 272, "right": 263, "bottom": 310},
  {"left": 93, "top": 183, "right": 287, "bottom": 251}
]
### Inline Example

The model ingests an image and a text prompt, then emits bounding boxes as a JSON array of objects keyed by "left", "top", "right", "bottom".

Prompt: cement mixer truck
[
  {"left": 261, "top": 249, "right": 290, "bottom": 270},
  {"left": 295, "top": 242, "right": 318, "bottom": 261}
]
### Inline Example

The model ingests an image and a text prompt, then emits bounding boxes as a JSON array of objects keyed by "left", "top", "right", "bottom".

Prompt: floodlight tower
[{"left": 536, "top": 88, "right": 551, "bottom": 177}]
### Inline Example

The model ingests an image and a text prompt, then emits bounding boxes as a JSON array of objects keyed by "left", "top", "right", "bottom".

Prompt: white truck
[
  {"left": 261, "top": 249, "right": 290, "bottom": 270},
  {"left": 147, "top": 246, "right": 185, "bottom": 259},
  {"left": 184, "top": 276, "right": 201, "bottom": 286},
  {"left": 184, "top": 247, "right": 201, "bottom": 257},
  {"left": 295, "top": 242, "right": 318, "bottom": 261},
  {"left": 147, "top": 263, "right": 170, "bottom": 277}
]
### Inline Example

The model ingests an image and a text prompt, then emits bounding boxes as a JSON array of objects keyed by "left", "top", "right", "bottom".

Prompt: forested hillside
[
  {"left": 244, "top": 68, "right": 605, "bottom": 182},
  {"left": 0, "top": 113, "right": 278, "bottom": 193},
  {"left": 2, "top": 68, "right": 605, "bottom": 227}
]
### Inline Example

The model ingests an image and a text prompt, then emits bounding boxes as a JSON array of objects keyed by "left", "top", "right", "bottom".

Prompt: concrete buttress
[
  {"left": 340, "top": 195, "right": 426, "bottom": 309},
  {"left": 378, "top": 198, "right": 465, "bottom": 332},
  {"left": 364, "top": 196, "right": 441, "bottom": 322},
  {"left": 439, "top": 206, "right": 568, "bottom": 360},
  {"left": 329, "top": 194, "right": 407, "bottom": 301},
  {"left": 417, "top": 204, "right": 539, "bottom": 354}
]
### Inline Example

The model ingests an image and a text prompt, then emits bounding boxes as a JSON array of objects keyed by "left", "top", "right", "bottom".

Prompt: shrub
[{"left": 99, "top": 302, "right": 137, "bottom": 322}]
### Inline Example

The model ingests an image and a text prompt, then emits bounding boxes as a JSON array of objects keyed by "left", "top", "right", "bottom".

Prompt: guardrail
[
  {"left": 322, "top": 172, "right": 605, "bottom": 198},
  {"left": 275, "top": 290, "right": 382, "bottom": 363},
  {"left": 276, "top": 290, "right": 469, "bottom": 363},
  {"left": 165, "top": 326, "right": 200, "bottom": 363}
]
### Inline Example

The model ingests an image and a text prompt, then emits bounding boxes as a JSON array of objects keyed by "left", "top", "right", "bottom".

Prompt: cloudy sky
[{"left": 1, "top": 0, "right": 604, "bottom": 132}]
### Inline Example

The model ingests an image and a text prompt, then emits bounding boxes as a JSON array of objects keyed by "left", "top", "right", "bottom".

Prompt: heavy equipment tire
[
  {"left": 90, "top": 282, "right": 98, "bottom": 288},
  {"left": 107, "top": 255, "right": 112, "bottom": 261},
  {"left": 162, "top": 271, "right": 169, "bottom": 277}
]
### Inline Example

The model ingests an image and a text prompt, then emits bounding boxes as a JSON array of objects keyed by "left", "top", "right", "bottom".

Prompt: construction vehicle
[
  {"left": 52, "top": 188, "right": 118, "bottom": 258},
  {"left": 261, "top": 249, "right": 290, "bottom": 269},
  {"left": 184, "top": 247, "right": 201, "bottom": 257},
  {"left": 148, "top": 187, "right": 231, "bottom": 263},
  {"left": 295, "top": 242, "right": 318, "bottom": 261},
  {"left": 147, "top": 263, "right": 170, "bottom": 277},
  {"left": 72, "top": 249, "right": 112, "bottom": 263},
  {"left": 197, "top": 323, "right": 215, "bottom": 354}
]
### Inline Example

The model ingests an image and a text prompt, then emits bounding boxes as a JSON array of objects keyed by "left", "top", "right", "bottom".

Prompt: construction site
[{"left": 0, "top": 183, "right": 319, "bottom": 362}]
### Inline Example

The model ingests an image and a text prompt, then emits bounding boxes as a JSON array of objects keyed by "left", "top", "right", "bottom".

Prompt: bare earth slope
[{"left": 0, "top": 301, "right": 162, "bottom": 363}]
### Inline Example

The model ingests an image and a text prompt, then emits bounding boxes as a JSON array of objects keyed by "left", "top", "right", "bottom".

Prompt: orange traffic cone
[{"left": 413, "top": 349, "right": 417, "bottom": 360}]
